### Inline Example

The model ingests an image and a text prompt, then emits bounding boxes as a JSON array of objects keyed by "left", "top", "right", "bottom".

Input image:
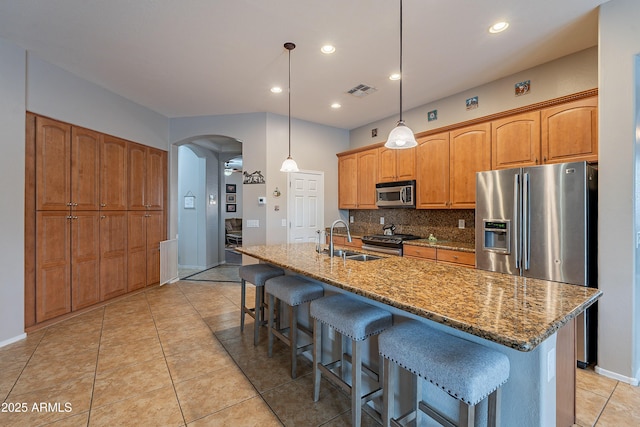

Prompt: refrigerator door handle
[
  {"left": 514, "top": 174, "right": 520, "bottom": 269},
  {"left": 523, "top": 172, "right": 530, "bottom": 270}
]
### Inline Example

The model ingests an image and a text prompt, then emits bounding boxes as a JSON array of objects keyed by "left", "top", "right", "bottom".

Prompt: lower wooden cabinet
[
  {"left": 128, "top": 211, "right": 164, "bottom": 290},
  {"left": 35, "top": 211, "right": 72, "bottom": 322},
  {"left": 326, "top": 235, "right": 363, "bottom": 249},
  {"left": 100, "top": 211, "right": 128, "bottom": 301},
  {"left": 404, "top": 245, "right": 475, "bottom": 268}
]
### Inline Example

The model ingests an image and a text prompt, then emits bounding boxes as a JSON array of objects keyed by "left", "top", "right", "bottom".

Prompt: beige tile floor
[{"left": 0, "top": 264, "right": 638, "bottom": 426}]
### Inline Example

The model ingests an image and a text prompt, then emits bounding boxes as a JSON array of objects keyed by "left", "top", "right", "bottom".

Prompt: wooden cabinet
[
  {"left": 327, "top": 235, "right": 363, "bottom": 249},
  {"left": 449, "top": 123, "right": 491, "bottom": 208},
  {"left": 541, "top": 96, "right": 598, "bottom": 164},
  {"left": 101, "top": 135, "right": 128, "bottom": 210},
  {"left": 403, "top": 245, "right": 436, "bottom": 260},
  {"left": 27, "top": 113, "right": 167, "bottom": 328},
  {"left": 129, "top": 142, "right": 166, "bottom": 211},
  {"left": 337, "top": 148, "right": 378, "bottom": 209},
  {"left": 416, "top": 132, "right": 450, "bottom": 209},
  {"left": 436, "top": 249, "right": 475, "bottom": 267},
  {"left": 71, "top": 211, "right": 101, "bottom": 310},
  {"left": 492, "top": 111, "right": 541, "bottom": 169},
  {"left": 404, "top": 245, "right": 474, "bottom": 268},
  {"left": 35, "top": 117, "right": 72, "bottom": 211},
  {"left": 415, "top": 124, "right": 490, "bottom": 209},
  {"left": 100, "top": 211, "right": 128, "bottom": 300},
  {"left": 378, "top": 146, "right": 416, "bottom": 182},
  {"left": 338, "top": 153, "right": 358, "bottom": 209},
  {"left": 128, "top": 211, "right": 165, "bottom": 290},
  {"left": 35, "top": 211, "right": 72, "bottom": 322},
  {"left": 357, "top": 148, "right": 378, "bottom": 209}
]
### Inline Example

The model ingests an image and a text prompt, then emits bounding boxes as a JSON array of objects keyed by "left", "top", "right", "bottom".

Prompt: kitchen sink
[
  {"left": 322, "top": 249, "right": 360, "bottom": 257},
  {"left": 345, "top": 254, "right": 383, "bottom": 262}
]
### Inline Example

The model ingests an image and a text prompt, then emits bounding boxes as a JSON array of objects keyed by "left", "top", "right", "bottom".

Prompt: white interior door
[{"left": 288, "top": 171, "right": 324, "bottom": 243}]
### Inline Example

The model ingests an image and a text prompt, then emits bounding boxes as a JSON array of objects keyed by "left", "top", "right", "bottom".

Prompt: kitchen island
[{"left": 237, "top": 243, "right": 601, "bottom": 426}]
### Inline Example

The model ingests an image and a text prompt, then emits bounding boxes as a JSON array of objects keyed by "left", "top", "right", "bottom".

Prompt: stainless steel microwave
[{"left": 375, "top": 180, "right": 416, "bottom": 208}]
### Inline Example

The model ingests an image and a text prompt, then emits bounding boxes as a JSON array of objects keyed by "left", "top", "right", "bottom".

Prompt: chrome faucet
[{"left": 329, "top": 219, "right": 352, "bottom": 257}]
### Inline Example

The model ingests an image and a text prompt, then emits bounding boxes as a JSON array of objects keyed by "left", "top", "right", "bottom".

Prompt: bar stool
[
  {"left": 239, "top": 264, "right": 284, "bottom": 345},
  {"left": 265, "top": 275, "right": 324, "bottom": 378},
  {"left": 310, "top": 294, "right": 393, "bottom": 427},
  {"left": 378, "top": 320, "right": 510, "bottom": 427}
]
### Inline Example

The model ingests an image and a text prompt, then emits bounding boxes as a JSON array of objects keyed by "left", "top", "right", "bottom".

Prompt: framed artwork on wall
[
  {"left": 226, "top": 194, "right": 236, "bottom": 203},
  {"left": 226, "top": 184, "right": 237, "bottom": 193},
  {"left": 226, "top": 204, "right": 237, "bottom": 213}
]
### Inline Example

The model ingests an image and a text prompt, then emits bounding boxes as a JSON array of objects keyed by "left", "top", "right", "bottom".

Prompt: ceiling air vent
[{"left": 347, "top": 84, "right": 377, "bottom": 98}]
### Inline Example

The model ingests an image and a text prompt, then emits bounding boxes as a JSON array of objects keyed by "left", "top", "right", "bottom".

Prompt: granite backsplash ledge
[{"left": 345, "top": 209, "right": 475, "bottom": 244}]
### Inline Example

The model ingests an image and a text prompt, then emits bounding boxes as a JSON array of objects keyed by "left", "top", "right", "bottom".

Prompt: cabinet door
[
  {"left": 146, "top": 211, "right": 165, "bottom": 287},
  {"left": 127, "top": 211, "right": 147, "bottom": 291},
  {"left": 128, "top": 142, "right": 147, "bottom": 210},
  {"left": 100, "top": 211, "right": 128, "bottom": 300},
  {"left": 145, "top": 148, "right": 165, "bottom": 210},
  {"left": 357, "top": 148, "right": 378, "bottom": 209},
  {"left": 101, "top": 136, "right": 128, "bottom": 210},
  {"left": 36, "top": 117, "right": 71, "bottom": 211},
  {"left": 71, "top": 211, "right": 101, "bottom": 310},
  {"left": 416, "top": 132, "right": 450, "bottom": 209},
  {"left": 71, "top": 127, "right": 101, "bottom": 211},
  {"left": 36, "top": 211, "right": 71, "bottom": 322},
  {"left": 450, "top": 123, "right": 491, "bottom": 208},
  {"left": 378, "top": 147, "right": 397, "bottom": 182},
  {"left": 541, "top": 97, "right": 598, "bottom": 164},
  {"left": 378, "top": 147, "right": 416, "bottom": 182},
  {"left": 492, "top": 111, "right": 541, "bottom": 169},
  {"left": 338, "top": 153, "right": 358, "bottom": 209},
  {"left": 396, "top": 148, "right": 416, "bottom": 181}
]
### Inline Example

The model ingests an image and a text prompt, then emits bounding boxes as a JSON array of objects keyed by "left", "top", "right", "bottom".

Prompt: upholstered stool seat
[
  {"left": 310, "top": 294, "right": 393, "bottom": 427},
  {"left": 239, "top": 264, "right": 284, "bottom": 345},
  {"left": 265, "top": 275, "right": 324, "bottom": 378},
  {"left": 378, "top": 320, "right": 510, "bottom": 427}
]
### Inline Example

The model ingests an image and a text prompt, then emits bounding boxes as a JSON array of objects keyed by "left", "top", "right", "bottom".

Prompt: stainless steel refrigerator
[{"left": 475, "top": 161, "right": 598, "bottom": 367}]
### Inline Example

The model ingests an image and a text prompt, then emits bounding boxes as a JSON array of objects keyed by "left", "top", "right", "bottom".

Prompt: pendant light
[
  {"left": 385, "top": 0, "right": 417, "bottom": 149},
  {"left": 280, "top": 42, "right": 300, "bottom": 172}
]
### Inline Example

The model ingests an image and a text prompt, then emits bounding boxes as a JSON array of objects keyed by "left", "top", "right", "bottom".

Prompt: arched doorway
[{"left": 174, "top": 135, "right": 241, "bottom": 277}]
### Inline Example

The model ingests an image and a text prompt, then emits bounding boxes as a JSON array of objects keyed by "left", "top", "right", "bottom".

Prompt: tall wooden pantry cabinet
[{"left": 25, "top": 113, "right": 167, "bottom": 328}]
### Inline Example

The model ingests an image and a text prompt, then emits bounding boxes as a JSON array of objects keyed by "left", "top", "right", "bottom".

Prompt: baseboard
[
  {"left": 595, "top": 365, "right": 640, "bottom": 386},
  {"left": 0, "top": 333, "right": 27, "bottom": 349}
]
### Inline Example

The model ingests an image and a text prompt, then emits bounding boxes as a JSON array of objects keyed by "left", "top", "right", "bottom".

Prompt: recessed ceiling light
[
  {"left": 331, "top": 103, "right": 341, "bottom": 109},
  {"left": 270, "top": 86, "right": 282, "bottom": 93},
  {"left": 321, "top": 45, "right": 336, "bottom": 54},
  {"left": 389, "top": 73, "right": 401, "bottom": 81},
  {"left": 489, "top": 21, "right": 509, "bottom": 34}
]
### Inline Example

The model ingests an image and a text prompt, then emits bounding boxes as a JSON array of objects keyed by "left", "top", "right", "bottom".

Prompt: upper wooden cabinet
[
  {"left": 101, "top": 136, "right": 128, "bottom": 210},
  {"left": 36, "top": 118, "right": 101, "bottom": 211},
  {"left": 416, "top": 132, "right": 450, "bottom": 209},
  {"left": 128, "top": 142, "right": 166, "bottom": 210},
  {"left": 541, "top": 96, "right": 598, "bottom": 164},
  {"left": 449, "top": 123, "right": 491, "bottom": 208},
  {"left": 338, "top": 153, "right": 358, "bottom": 209},
  {"left": 35, "top": 117, "right": 72, "bottom": 211},
  {"left": 378, "top": 146, "right": 416, "bottom": 182},
  {"left": 337, "top": 148, "right": 379, "bottom": 209},
  {"left": 357, "top": 148, "right": 379, "bottom": 209},
  {"left": 492, "top": 111, "right": 541, "bottom": 169}
]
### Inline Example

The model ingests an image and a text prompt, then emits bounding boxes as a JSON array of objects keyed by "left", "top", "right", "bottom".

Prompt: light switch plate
[
  {"left": 380, "top": 217, "right": 385, "bottom": 225},
  {"left": 281, "top": 219, "right": 287, "bottom": 227},
  {"left": 247, "top": 220, "right": 259, "bottom": 228},
  {"left": 458, "top": 219, "right": 465, "bottom": 229}
]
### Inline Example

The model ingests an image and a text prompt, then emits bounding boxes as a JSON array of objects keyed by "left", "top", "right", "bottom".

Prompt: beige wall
[{"left": 350, "top": 47, "right": 598, "bottom": 149}]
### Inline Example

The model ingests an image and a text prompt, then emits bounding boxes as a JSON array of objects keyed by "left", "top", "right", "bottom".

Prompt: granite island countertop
[{"left": 236, "top": 243, "right": 601, "bottom": 352}]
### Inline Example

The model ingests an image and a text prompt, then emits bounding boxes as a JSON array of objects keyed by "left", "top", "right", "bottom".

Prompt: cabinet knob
[
  {"left": 101, "top": 215, "right": 106, "bottom": 219},
  {"left": 101, "top": 203, "right": 106, "bottom": 207},
  {"left": 66, "top": 215, "right": 72, "bottom": 220},
  {"left": 66, "top": 202, "right": 72, "bottom": 206},
  {"left": 72, "top": 203, "right": 78, "bottom": 206},
  {"left": 72, "top": 216, "right": 78, "bottom": 220}
]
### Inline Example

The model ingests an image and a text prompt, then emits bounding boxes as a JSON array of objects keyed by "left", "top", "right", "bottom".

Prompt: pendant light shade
[
  {"left": 385, "top": 0, "right": 417, "bottom": 149},
  {"left": 280, "top": 42, "right": 300, "bottom": 172}
]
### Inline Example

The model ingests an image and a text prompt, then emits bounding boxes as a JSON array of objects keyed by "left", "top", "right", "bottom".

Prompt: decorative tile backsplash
[{"left": 347, "top": 209, "right": 475, "bottom": 244}]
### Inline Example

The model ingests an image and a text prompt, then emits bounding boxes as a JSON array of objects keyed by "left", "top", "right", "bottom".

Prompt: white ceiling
[{"left": 0, "top": 0, "right": 607, "bottom": 130}]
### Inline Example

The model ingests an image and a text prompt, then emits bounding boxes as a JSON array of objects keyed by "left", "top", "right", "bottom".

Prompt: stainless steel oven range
[{"left": 361, "top": 234, "right": 421, "bottom": 256}]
